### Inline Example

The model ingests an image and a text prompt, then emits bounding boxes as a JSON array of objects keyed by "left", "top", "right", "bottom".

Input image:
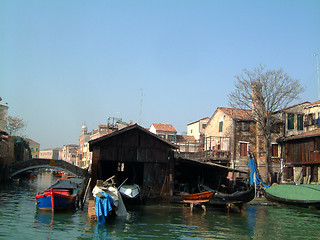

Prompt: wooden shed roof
[
  {"left": 281, "top": 128, "right": 320, "bottom": 142},
  {"left": 89, "top": 123, "right": 178, "bottom": 149}
]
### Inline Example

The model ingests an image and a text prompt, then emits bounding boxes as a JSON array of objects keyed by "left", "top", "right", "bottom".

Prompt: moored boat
[
  {"left": 182, "top": 191, "right": 215, "bottom": 202},
  {"left": 119, "top": 184, "right": 141, "bottom": 199},
  {"left": 35, "top": 179, "right": 79, "bottom": 211},
  {"left": 52, "top": 170, "right": 65, "bottom": 177},
  {"left": 211, "top": 188, "right": 255, "bottom": 205},
  {"left": 198, "top": 184, "right": 255, "bottom": 211},
  {"left": 92, "top": 179, "right": 128, "bottom": 224},
  {"left": 264, "top": 184, "right": 320, "bottom": 208}
]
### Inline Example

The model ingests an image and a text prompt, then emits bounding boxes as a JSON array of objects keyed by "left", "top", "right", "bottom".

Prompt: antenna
[
  {"left": 139, "top": 88, "right": 143, "bottom": 125},
  {"left": 313, "top": 53, "right": 320, "bottom": 100}
]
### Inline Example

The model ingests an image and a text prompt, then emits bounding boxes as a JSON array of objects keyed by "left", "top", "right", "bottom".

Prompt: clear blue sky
[{"left": 1, "top": 0, "right": 319, "bottom": 149}]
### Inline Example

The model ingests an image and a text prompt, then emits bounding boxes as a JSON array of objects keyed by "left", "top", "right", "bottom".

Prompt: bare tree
[
  {"left": 228, "top": 65, "right": 304, "bottom": 183},
  {"left": 7, "top": 116, "right": 26, "bottom": 136}
]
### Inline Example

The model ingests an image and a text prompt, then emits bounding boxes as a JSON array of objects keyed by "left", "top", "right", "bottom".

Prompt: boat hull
[
  {"left": 119, "top": 184, "right": 140, "bottom": 199},
  {"left": 182, "top": 191, "right": 215, "bottom": 202},
  {"left": 36, "top": 190, "right": 77, "bottom": 211},
  {"left": 265, "top": 184, "right": 320, "bottom": 208},
  {"left": 212, "top": 187, "right": 255, "bottom": 205}
]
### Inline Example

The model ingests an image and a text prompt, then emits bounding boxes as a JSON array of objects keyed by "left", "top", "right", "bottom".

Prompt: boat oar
[{"left": 118, "top": 178, "right": 128, "bottom": 190}]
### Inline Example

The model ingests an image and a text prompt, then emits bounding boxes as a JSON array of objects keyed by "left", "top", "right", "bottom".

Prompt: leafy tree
[
  {"left": 6, "top": 116, "right": 26, "bottom": 136},
  {"left": 228, "top": 65, "right": 304, "bottom": 183}
]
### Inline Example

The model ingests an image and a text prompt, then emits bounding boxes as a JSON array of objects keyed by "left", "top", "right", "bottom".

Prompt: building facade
[
  {"left": 149, "top": 123, "right": 177, "bottom": 142},
  {"left": 0, "top": 104, "right": 8, "bottom": 131},
  {"left": 187, "top": 117, "right": 209, "bottom": 142},
  {"left": 205, "top": 107, "right": 282, "bottom": 182},
  {"left": 39, "top": 148, "right": 61, "bottom": 159},
  {"left": 25, "top": 138, "right": 40, "bottom": 158},
  {"left": 62, "top": 144, "right": 78, "bottom": 165}
]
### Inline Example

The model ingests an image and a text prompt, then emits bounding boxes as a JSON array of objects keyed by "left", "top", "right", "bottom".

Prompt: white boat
[{"left": 119, "top": 184, "right": 141, "bottom": 199}]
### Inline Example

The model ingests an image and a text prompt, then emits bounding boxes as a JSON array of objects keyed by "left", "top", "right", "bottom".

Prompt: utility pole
[
  {"left": 313, "top": 53, "right": 320, "bottom": 99},
  {"left": 139, "top": 88, "right": 143, "bottom": 125}
]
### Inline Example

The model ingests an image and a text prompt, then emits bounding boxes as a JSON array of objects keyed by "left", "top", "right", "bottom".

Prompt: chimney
[{"left": 251, "top": 81, "right": 263, "bottom": 116}]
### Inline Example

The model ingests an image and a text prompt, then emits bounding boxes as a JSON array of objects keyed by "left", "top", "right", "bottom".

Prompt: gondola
[{"left": 199, "top": 184, "right": 255, "bottom": 211}]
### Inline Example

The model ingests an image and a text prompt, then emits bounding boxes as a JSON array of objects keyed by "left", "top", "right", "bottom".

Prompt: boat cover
[
  {"left": 95, "top": 192, "right": 114, "bottom": 225},
  {"left": 248, "top": 158, "right": 270, "bottom": 188}
]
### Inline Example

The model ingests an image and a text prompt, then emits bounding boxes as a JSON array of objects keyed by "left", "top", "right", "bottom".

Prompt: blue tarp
[
  {"left": 248, "top": 158, "right": 270, "bottom": 188},
  {"left": 95, "top": 192, "right": 114, "bottom": 225}
]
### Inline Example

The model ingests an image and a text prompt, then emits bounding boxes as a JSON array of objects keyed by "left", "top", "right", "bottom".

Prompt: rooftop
[
  {"left": 218, "top": 107, "right": 253, "bottom": 121},
  {"left": 151, "top": 123, "right": 177, "bottom": 133}
]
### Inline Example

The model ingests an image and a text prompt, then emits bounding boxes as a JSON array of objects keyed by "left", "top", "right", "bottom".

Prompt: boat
[
  {"left": 92, "top": 178, "right": 128, "bottom": 224},
  {"left": 35, "top": 179, "right": 79, "bottom": 211},
  {"left": 119, "top": 184, "right": 141, "bottom": 199},
  {"left": 198, "top": 184, "right": 255, "bottom": 211},
  {"left": 264, "top": 184, "right": 320, "bottom": 208},
  {"left": 52, "top": 170, "right": 65, "bottom": 178},
  {"left": 182, "top": 191, "right": 215, "bottom": 202},
  {"left": 182, "top": 191, "right": 215, "bottom": 212}
]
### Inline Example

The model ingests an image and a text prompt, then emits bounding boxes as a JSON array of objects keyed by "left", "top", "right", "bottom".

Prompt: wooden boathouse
[
  {"left": 89, "top": 124, "right": 248, "bottom": 200},
  {"left": 89, "top": 124, "right": 178, "bottom": 197},
  {"left": 281, "top": 128, "right": 320, "bottom": 184}
]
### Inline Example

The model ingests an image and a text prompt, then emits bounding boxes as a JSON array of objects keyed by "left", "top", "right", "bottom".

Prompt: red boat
[
  {"left": 35, "top": 179, "right": 78, "bottom": 211},
  {"left": 182, "top": 191, "right": 215, "bottom": 203},
  {"left": 53, "top": 170, "right": 65, "bottom": 177}
]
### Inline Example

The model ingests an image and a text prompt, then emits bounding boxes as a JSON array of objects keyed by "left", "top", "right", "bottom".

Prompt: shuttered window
[
  {"left": 288, "top": 113, "right": 294, "bottom": 130},
  {"left": 272, "top": 144, "right": 279, "bottom": 157},
  {"left": 219, "top": 121, "right": 223, "bottom": 132},
  {"left": 297, "top": 114, "right": 304, "bottom": 130},
  {"left": 240, "top": 143, "right": 248, "bottom": 157}
]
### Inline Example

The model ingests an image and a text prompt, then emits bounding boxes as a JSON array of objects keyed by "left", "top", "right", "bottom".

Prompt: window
[
  {"left": 241, "top": 122, "right": 250, "bottom": 132},
  {"left": 272, "top": 144, "right": 279, "bottom": 157},
  {"left": 288, "top": 113, "right": 294, "bottom": 130},
  {"left": 219, "top": 121, "right": 223, "bottom": 132},
  {"left": 117, "top": 162, "right": 125, "bottom": 172},
  {"left": 297, "top": 114, "right": 303, "bottom": 130},
  {"left": 159, "top": 134, "right": 166, "bottom": 139},
  {"left": 240, "top": 142, "right": 248, "bottom": 157},
  {"left": 202, "top": 124, "right": 206, "bottom": 129},
  {"left": 167, "top": 135, "right": 176, "bottom": 142}
]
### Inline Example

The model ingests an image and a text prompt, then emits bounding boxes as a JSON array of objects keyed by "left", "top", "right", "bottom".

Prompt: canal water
[{"left": 1, "top": 172, "right": 320, "bottom": 240}]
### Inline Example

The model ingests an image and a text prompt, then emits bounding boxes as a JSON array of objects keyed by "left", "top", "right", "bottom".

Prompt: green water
[{"left": 1, "top": 173, "right": 320, "bottom": 240}]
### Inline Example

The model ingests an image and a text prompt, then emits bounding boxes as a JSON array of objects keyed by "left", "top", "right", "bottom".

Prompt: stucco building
[
  {"left": 149, "top": 123, "right": 177, "bottom": 142},
  {"left": 39, "top": 148, "right": 61, "bottom": 160},
  {"left": 205, "top": 107, "right": 282, "bottom": 182},
  {"left": 25, "top": 138, "right": 40, "bottom": 158}
]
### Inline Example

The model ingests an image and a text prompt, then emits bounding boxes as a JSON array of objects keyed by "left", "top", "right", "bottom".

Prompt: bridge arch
[{"left": 9, "top": 158, "right": 89, "bottom": 178}]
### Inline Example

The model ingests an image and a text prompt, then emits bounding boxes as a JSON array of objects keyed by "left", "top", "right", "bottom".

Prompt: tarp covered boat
[
  {"left": 264, "top": 184, "right": 320, "bottom": 208},
  {"left": 92, "top": 182, "right": 128, "bottom": 224},
  {"left": 35, "top": 179, "right": 79, "bottom": 211}
]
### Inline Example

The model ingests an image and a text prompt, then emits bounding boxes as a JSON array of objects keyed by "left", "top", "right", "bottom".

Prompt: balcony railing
[{"left": 175, "top": 136, "right": 231, "bottom": 163}]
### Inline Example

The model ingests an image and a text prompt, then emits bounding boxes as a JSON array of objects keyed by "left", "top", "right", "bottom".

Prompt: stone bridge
[{"left": 9, "top": 158, "right": 89, "bottom": 178}]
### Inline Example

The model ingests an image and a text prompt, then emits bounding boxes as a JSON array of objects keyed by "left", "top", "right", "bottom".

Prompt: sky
[{"left": 1, "top": 0, "right": 320, "bottom": 149}]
